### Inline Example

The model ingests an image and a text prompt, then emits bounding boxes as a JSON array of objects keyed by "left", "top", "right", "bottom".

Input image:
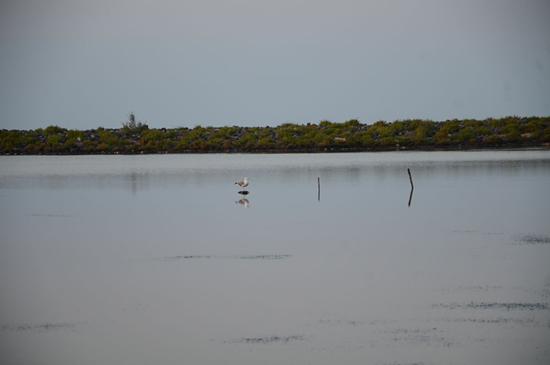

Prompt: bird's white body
[{"left": 235, "top": 177, "right": 249, "bottom": 188}]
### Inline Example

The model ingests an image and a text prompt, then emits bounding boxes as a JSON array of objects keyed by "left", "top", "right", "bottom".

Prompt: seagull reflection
[{"left": 235, "top": 198, "right": 250, "bottom": 208}]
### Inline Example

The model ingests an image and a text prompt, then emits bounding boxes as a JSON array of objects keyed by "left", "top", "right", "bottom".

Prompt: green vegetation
[{"left": 1, "top": 116, "right": 549, "bottom": 154}]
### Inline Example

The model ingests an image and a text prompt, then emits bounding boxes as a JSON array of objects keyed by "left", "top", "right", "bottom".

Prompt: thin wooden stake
[
  {"left": 317, "top": 177, "right": 321, "bottom": 202},
  {"left": 407, "top": 168, "right": 414, "bottom": 207}
]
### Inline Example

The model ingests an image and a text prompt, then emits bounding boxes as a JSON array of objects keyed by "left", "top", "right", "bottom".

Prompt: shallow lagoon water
[{"left": 0, "top": 151, "right": 549, "bottom": 365}]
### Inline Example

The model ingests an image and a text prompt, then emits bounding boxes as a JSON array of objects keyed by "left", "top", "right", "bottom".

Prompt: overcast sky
[{"left": 1, "top": 0, "right": 549, "bottom": 129}]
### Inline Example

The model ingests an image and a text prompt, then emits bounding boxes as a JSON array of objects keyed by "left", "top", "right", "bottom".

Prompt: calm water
[{"left": 1, "top": 151, "right": 550, "bottom": 365}]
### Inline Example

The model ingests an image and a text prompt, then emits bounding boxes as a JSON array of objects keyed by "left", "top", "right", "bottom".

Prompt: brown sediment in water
[
  {"left": 228, "top": 335, "right": 305, "bottom": 344},
  {"left": 1, "top": 323, "right": 78, "bottom": 332},
  {"left": 434, "top": 302, "right": 549, "bottom": 310},
  {"left": 515, "top": 234, "right": 550, "bottom": 244},
  {"left": 318, "top": 319, "right": 365, "bottom": 326},
  {"left": 161, "top": 254, "right": 292, "bottom": 261},
  {"left": 435, "top": 317, "right": 537, "bottom": 325},
  {"left": 378, "top": 327, "right": 453, "bottom": 347}
]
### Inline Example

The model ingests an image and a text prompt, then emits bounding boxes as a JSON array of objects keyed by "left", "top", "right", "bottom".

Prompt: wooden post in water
[
  {"left": 407, "top": 168, "right": 414, "bottom": 207},
  {"left": 317, "top": 177, "right": 321, "bottom": 202}
]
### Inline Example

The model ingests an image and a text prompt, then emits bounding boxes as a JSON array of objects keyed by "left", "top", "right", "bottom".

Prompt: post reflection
[{"left": 407, "top": 168, "right": 414, "bottom": 207}]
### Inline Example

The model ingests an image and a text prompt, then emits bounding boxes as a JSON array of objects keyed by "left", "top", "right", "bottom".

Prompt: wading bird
[
  {"left": 235, "top": 177, "right": 249, "bottom": 195},
  {"left": 234, "top": 177, "right": 249, "bottom": 189}
]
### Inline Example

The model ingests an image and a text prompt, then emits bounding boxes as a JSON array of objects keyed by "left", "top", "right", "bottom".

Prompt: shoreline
[
  {"left": 2, "top": 117, "right": 549, "bottom": 155},
  {"left": 2, "top": 145, "right": 549, "bottom": 156}
]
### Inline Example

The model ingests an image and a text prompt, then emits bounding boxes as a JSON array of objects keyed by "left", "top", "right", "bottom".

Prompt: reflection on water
[
  {"left": 1, "top": 151, "right": 550, "bottom": 365},
  {"left": 1, "top": 151, "right": 550, "bottom": 192},
  {"left": 236, "top": 189, "right": 250, "bottom": 207},
  {"left": 317, "top": 177, "right": 321, "bottom": 202},
  {"left": 235, "top": 198, "right": 250, "bottom": 207},
  {"left": 407, "top": 168, "right": 414, "bottom": 207}
]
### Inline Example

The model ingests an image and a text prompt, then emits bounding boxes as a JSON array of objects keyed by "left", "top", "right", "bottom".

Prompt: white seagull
[{"left": 234, "top": 177, "right": 249, "bottom": 189}]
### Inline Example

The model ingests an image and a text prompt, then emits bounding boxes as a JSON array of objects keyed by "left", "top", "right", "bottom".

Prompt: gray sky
[{"left": 1, "top": 0, "right": 549, "bottom": 129}]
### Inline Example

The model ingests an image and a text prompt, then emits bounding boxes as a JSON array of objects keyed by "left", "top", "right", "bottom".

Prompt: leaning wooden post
[
  {"left": 317, "top": 177, "right": 321, "bottom": 202},
  {"left": 407, "top": 168, "right": 414, "bottom": 207},
  {"left": 407, "top": 168, "right": 414, "bottom": 190}
]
